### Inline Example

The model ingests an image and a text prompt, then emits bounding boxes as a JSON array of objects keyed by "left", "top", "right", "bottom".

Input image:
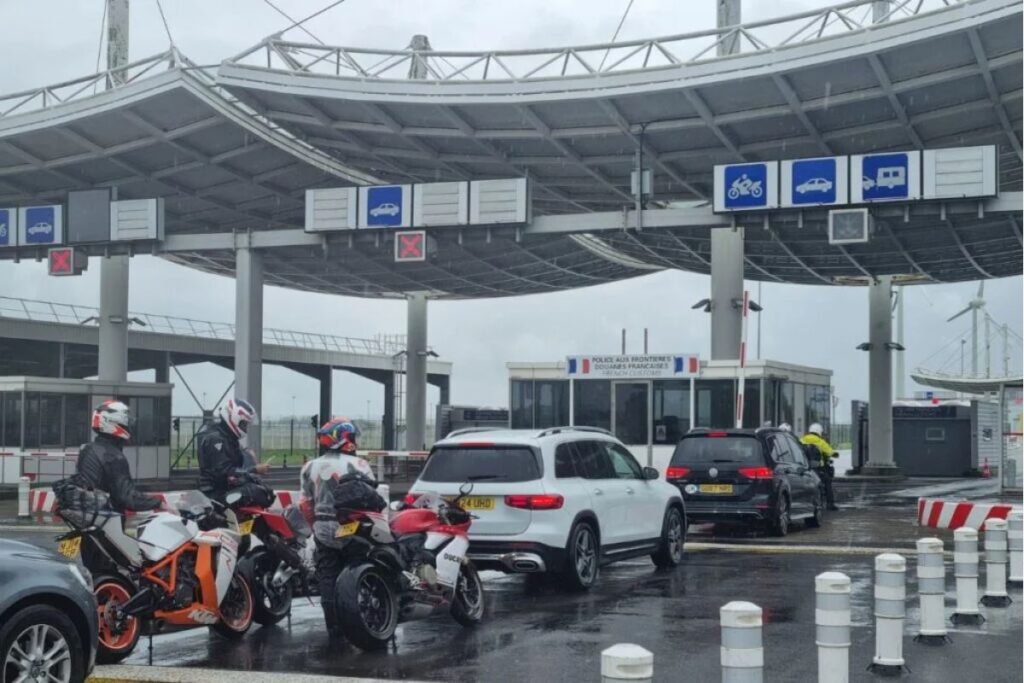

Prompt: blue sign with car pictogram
[
  {"left": 791, "top": 158, "right": 836, "bottom": 205},
  {"left": 366, "top": 186, "right": 404, "bottom": 227},
  {"left": 18, "top": 205, "right": 62, "bottom": 245}
]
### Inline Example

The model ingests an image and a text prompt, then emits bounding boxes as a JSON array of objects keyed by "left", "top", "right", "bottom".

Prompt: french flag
[
  {"left": 674, "top": 356, "right": 699, "bottom": 374},
  {"left": 567, "top": 358, "right": 591, "bottom": 375}
]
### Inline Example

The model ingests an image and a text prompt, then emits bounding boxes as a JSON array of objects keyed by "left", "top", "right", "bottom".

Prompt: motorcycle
[
  {"left": 54, "top": 488, "right": 255, "bottom": 663},
  {"left": 331, "top": 482, "right": 485, "bottom": 650},
  {"left": 231, "top": 489, "right": 314, "bottom": 625}
]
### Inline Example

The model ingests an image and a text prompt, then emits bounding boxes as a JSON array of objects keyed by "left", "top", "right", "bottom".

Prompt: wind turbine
[{"left": 947, "top": 281, "right": 986, "bottom": 377}]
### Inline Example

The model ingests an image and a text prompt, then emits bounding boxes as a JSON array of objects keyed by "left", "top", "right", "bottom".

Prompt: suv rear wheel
[
  {"left": 562, "top": 522, "right": 599, "bottom": 590},
  {"left": 770, "top": 494, "right": 790, "bottom": 537},
  {"left": 651, "top": 506, "right": 686, "bottom": 569}
]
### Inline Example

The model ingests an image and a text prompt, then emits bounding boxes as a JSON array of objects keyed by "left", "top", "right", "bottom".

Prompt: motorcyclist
[
  {"left": 801, "top": 422, "right": 840, "bottom": 512},
  {"left": 196, "top": 398, "right": 271, "bottom": 507},
  {"left": 299, "top": 417, "right": 385, "bottom": 639},
  {"left": 72, "top": 400, "right": 162, "bottom": 513}
]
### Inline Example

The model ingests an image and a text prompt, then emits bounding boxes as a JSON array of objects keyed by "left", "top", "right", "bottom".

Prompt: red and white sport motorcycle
[{"left": 332, "top": 483, "right": 485, "bottom": 650}]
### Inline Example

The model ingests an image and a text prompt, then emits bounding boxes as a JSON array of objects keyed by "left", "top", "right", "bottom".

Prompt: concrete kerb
[{"left": 86, "top": 665, "right": 423, "bottom": 683}]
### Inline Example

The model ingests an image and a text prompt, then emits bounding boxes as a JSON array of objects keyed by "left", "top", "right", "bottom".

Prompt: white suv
[{"left": 406, "top": 427, "right": 686, "bottom": 589}]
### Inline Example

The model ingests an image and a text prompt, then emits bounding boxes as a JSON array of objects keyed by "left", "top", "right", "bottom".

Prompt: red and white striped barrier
[
  {"left": 27, "top": 489, "right": 300, "bottom": 516},
  {"left": 917, "top": 497, "right": 1021, "bottom": 530}
]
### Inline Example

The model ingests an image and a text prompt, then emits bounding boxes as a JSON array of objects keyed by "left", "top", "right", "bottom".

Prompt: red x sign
[
  {"left": 395, "top": 230, "right": 426, "bottom": 262},
  {"left": 48, "top": 247, "right": 73, "bottom": 275}
]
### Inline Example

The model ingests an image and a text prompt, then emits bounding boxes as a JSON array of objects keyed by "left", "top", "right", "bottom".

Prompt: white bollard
[
  {"left": 869, "top": 553, "right": 906, "bottom": 675},
  {"left": 601, "top": 643, "right": 653, "bottom": 682},
  {"left": 720, "top": 601, "right": 763, "bottom": 683},
  {"left": 981, "top": 518, "right": 1012, "bottom": 607},
  {"left": 815, "top": 572, "right": 850, "bottom": 683},
  {"left": 17, "top": 477, "right": 30, "bottom": 518},
  {"left": 1009, "top": 511, "right": 1023, "bottom": 585},
  {"left": 951, "top": 526, "right": 984, "bottom": 625},
  {"left": 915, "top": 537, "right": 949, "bottom": 645}
]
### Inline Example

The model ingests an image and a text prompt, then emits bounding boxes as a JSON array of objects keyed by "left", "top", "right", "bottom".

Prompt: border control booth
[
  {"left": 0, "top": 377, "right": 173, "bottom": 486},
  {"left": 508, "top": 355, "right": 832, "bottom": 472}
]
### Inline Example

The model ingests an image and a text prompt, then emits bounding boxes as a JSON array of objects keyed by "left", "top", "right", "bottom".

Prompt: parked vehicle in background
[
  {"left": 665, "top": 428, "right": 823, "bottom": 536},
  {"left": 0, "top": 538, "right": 98, "bottom": 683},
  {"left": 406, "top": 427, "right": 686, "bottom": 590}
]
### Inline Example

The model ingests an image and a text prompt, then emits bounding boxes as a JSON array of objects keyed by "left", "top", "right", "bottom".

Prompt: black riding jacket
[
  {"left": 196, "top": 420, "right": 249, "bottom": 498},
  {"left": 75, "top": 433, "right": 162, "bottom": 512}
]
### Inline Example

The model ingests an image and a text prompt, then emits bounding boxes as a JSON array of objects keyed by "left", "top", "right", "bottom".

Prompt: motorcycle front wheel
[
  {"left": 93, "top": 575, "right": 141, "bottom": 664},
  {"left": 210, "top": 574, "right": 255, "bottom": 640},
  {"left": 336, "top": 563, "right": 398, "bottom": 651},
  {"left": 249, "top": 552, "right": 293, "bottom": 626},
  {"left": 450, "top": 563, "right": 485, "bottom": 627}
]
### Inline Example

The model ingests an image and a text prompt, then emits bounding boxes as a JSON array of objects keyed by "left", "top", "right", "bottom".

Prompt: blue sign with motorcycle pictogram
[
  {"left": 714, "top": 162, "right": 778, "bottom": 212},
  {"left": 0, "top": 208, "right": 12, "bottom": 247}
]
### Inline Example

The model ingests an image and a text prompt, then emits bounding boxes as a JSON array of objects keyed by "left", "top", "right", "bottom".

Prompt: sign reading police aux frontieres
[{"left": 566, "top": 354, "right": 700, "bottom": 379}]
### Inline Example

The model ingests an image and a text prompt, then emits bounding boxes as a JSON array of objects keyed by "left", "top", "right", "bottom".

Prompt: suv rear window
[
  {"left": 669, "top": 436, "right": 763, "bottom": 466},
  {"left": 420, "top": 446, "right": 542, "bottom": 483}
]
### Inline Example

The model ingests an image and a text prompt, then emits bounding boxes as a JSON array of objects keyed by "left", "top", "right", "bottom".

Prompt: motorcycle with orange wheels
[{"left": 54, "top": 488, "right": 254, "bottom": 663}]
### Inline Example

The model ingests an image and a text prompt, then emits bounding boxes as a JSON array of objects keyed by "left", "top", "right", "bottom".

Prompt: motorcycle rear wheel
[
  {"left": 450, "top": 563, "right": 485, "bottom": 627},
  {"left": 336, "top": 563, "right": 398, "bottom": 651}
]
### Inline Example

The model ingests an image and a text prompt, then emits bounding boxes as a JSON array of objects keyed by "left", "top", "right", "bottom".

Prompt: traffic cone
[{"left": 982, "top": 458, "right": 992, "bottom": 479}]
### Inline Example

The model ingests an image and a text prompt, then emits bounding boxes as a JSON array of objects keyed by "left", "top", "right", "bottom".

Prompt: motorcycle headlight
[{"left": 68, "top": 562, "right": 93, "bottom": 591}]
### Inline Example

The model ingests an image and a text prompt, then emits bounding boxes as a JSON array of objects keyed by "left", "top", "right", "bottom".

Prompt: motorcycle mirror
[
  {"left": 459, "top": 481, "right": 472, "bottom": 496},
  {"left": 389, "top": 500, "right": 403, "bottom": 512}
]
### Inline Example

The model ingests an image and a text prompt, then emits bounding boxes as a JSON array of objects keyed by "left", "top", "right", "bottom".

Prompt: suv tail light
[
  {"left": 737, "top": 466, "right": 774, "bottom": 480},
  {"left": 666, "top": 466, "right": 691, "bottom": 479},
  {"left": 707, "top": 431, "right": 729, "bottom": 438},
  {"left": 504, "top": 494, "right": 564, "bottom": 510}
]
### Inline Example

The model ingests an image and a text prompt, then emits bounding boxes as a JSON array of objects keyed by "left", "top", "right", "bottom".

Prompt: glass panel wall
[
  {"left": 653, "top": 380, "right": 690, "bottom": 444},
  {"left": 510, "top": 380, "right": 534, "bottom": 429},
  {"left": 574, "top": 380, "right": 611, "bottom": 431},
  {"left": 613, "top": 382, "right": 648, "bottom": 445},
  {"left": 0, "top": 393, "right": 22, "bottom": 449},
  {"left": 509, "top": 380, "right": 569, "bottom": 429},
  {"left": 742, "top": 380, "right": 762, "bottom": 429},
  {"left": 695, "top": 380, "right": 734, "bottom": 429},
  {"left": 805, "top": 385, "right": 831, "bottom": 431},
  {"left": 780, "top": 381, "right": 795, "bottom": 426}
]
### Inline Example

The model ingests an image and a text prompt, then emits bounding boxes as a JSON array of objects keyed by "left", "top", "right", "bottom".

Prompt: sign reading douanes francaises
[{"left": 566, "top": 354, "right": 700, "bottom": 379}]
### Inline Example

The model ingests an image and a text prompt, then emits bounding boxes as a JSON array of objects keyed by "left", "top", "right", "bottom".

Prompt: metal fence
[{"left": 0, "top": 296, "right": 409, "bottom": 357}]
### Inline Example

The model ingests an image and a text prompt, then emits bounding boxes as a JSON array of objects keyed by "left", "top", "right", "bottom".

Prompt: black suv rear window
[
  {"left": 669, "top": 437, "right": 763, "bottom": 466},
  {"left": 420, "top": 446, "right": 542, "bottom": 483}
]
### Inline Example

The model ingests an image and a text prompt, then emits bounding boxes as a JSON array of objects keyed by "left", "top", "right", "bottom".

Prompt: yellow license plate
[
  {"left": 335, "top": 521, "right": 360, "bottom": 538},
  {"left": 699, "top": 484, "right": 734, "bottom": 494},
  {"left": 461, "top": 497, "right": 495, "bottom": 511},
  {"left": 57, "top": 537, "right": 81, "bottom": 559},
  {"left": 238, "top": 519, "right": 254, "bottom": 536}
]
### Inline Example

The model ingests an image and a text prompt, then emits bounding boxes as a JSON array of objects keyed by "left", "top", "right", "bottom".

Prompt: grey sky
[{"left": 0, "top": 1, "right": 1021, "bottom": 423}]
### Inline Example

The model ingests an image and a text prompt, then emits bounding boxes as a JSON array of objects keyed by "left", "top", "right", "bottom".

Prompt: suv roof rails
[
  {"left": 444, "top": 426, "right": 502, "bottom": 439},
  {"left": 534, "top": 426, "right": 613, "bottom": 438}
]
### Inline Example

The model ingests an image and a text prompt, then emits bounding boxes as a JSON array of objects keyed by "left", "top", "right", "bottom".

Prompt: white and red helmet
[
  {"left": 91, "top": 400, "right": 134, "bottom": 441},
  {"left": 218, "top": 398, "right": 258, "bottom": 438}
]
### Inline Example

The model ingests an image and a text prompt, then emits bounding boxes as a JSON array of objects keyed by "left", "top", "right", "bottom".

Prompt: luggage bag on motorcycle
[
  {"left": 331, "top": 475, "right": 387, "bottom": 513},
  {"left": 52, "top": 477, "right": 110, "bottom": 527}
]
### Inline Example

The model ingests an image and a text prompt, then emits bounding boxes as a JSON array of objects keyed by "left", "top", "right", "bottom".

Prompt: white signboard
[
  {"left": 306, "top": 187, "right": 358, "bottom": 232},
  {"left": 923, "top": 145, "right": 997, "bottom": 199},
  {"left": 470, "top": 178, "right": 529, "bottom": 224},
  {"left": 111, "top": 198, "right": 164, "bottom": 242},
  {"left": 413, "top": 181, "right": 468, "bottom": 226},
  {"left": 713, "top": 162, "right": 779, "bottom": 212},
  {"left": 566, "top": 354, "right": 700, "bottom": 379},
  {"left": 780, "top": 156, "right": 849, "bottom": 208},
  {"left": 850, "top": 151, "right": 921, "bottom": 203}
]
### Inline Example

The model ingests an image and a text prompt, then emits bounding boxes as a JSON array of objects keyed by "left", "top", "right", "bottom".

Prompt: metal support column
[
  {"left": 154, "top": 351, "right": 170, "bottom": 384},
  {"left": 382, "top": 374, "right": 396, "bottom": 450},
  {"left": 234, "top": 247, "right": 264, "bottom": 452},
  {"left": 710, "top": 228, "right": 745, "bottom": 360},
  {"left": 716, "top": 0, "right": 741, "bottom": 56},
  {"left": 405, "top": 294, "right": 428, "bottom": 451},
  {"left": 98, "top": 255, "right": 130, "bottom": 381},
  {"left": 864, "top": 276, "right": 900, "bottom": 476},
  {"left": 895, "top": 287, "right": 905, "bottom": 399},
  {"left": 318, "top": 367, "right": 333, "bottom": 425}
]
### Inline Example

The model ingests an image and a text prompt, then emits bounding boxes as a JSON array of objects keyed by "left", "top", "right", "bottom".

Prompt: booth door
[{"left": 612, "top": 382, "right": 649, "bottom": 446}]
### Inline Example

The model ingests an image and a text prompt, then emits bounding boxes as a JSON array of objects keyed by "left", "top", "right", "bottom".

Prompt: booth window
[
  {"left": 695, "top": 380, "right": 734, "bottom": 429},
  {"left": 509, "top": 380, "right": 568, "bottom": 429},
  {"left": 23, "top": 393, "right": 41, "bottom": 449},
  {"left": 574, "top": 380, "right": 611, "bottom": 431},
  {"left": 39, "top": 394, "right": 63, "bottom": 447},
  {"left": 64, "top": 395, "right": 91, "bottom": 448},
  {"left": 654, "top": 381, "right": 690, "bottom": 444},
  {"left": 925, "top": 427, "right": 946, "bottom": 442},
  {"left": 0, "top": 393, "right": 22, "bottom": 449},
  {"left": 510, "top": 380, "right": 534, "bottom": 428},
  {"left": 805, "top": 385, "right": 831, "bottom": 431},
  {"left": 779, "top": 381, "right": 795, "bottom": 426},
  {"left": 613, "top": 382, "right": 648, "bottom": 445},
  {"left": 743, "top": 381, "right": 761, "bottom": 429}
]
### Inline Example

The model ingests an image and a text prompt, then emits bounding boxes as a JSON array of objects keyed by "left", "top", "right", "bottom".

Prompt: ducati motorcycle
[
  {"left": 332, "top": 484, "right": 485, "bottom": 650},
  {"left": 55, "top": 489, "right": 255, "bottom": 663}
]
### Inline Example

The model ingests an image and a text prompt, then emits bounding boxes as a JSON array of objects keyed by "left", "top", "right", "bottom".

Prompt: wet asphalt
[{"left": 3, "top": 499, "right": 1023, "bottom": 682}]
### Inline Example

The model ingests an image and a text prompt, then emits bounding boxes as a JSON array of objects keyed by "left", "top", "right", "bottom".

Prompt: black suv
[{"left": 665, "top": 428, "right": 823, "bottom": 536}]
